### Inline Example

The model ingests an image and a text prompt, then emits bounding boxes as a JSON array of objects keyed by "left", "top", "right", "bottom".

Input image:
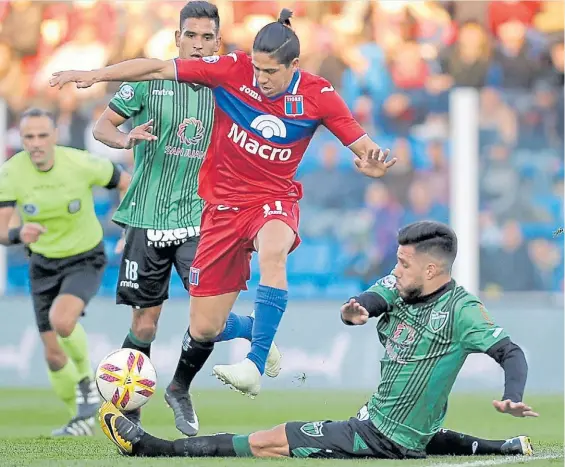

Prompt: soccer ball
[{"left": 95, "top": 348, "right": 157, "bottom": 412}]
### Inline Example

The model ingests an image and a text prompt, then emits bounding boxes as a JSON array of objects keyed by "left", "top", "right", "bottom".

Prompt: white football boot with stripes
[{"left": 52, "top": 377, "right": 100, "bottom": 437}]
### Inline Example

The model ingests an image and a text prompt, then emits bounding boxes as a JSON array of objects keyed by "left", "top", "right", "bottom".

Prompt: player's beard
[{"left": 397, "top": 284, "right": 424, "bottom": 302}]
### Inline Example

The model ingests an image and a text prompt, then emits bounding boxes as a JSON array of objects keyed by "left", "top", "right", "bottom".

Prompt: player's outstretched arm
[
  {"left": 487, "top": 338, "right": 539, "bottom": 418},
  {"left": 49, "top": 59, "right": 176, "bottom": 89}
]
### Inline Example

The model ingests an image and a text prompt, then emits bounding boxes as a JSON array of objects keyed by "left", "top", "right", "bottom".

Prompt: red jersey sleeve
[
  {"left": 318, "top": 84, "right": 366, "bottom": 147},
  {"left": 173, "top": 51, "right": 243, "bottom": 88}
]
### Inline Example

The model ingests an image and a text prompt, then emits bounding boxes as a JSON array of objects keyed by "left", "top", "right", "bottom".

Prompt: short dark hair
[
  {"left": 20, "top": 107, "right": 56, "bottom": 126},
  {"left": 398, "top": 221, "right": 458, "bottom": 270},
  {"left": 253, "top": 8, "right": 300, "bottom": 66},
  {"left": 179, "top": 1, "right": 220, "bottom": 33}
]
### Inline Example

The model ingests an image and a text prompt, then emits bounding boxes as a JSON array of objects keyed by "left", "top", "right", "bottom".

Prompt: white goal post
[{"left": 449, "top": 88, "right": 480, "bottom": 296}]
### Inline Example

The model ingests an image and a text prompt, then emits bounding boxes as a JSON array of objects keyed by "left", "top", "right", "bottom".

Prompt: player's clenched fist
[
  {"left": 340, "top": 298, "right": 369, "bottom": 326},
  {"left": 20, "top": 223, "right": 46, "bottom": 244}
]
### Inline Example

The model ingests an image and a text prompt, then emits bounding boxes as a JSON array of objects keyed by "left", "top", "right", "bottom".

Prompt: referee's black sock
[
  {"left": 170, "top": 328, "right": 214, "bottom": 391},
  {"left": 122, "top": 329, "right": 152, "bottom": 358},
  {"left": 426, "top": 429, "right": 505, "bottom": 456}
]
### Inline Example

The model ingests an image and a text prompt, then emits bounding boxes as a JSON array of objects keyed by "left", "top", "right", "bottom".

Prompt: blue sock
[
  {"left": 214, "top": 313, "right": 254, "bottom": 342},
  {"left": 247, "top": 285, "right": 287, "bottom": 375}
]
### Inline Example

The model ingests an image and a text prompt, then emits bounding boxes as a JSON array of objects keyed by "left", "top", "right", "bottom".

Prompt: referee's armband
[{"left": 105, "top": 163, "right": 122, "bottom": 189}]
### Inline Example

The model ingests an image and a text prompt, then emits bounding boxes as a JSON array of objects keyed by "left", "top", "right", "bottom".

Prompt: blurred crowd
[{"left": 1, "top": 0, "right": 563, "bottom": 295}]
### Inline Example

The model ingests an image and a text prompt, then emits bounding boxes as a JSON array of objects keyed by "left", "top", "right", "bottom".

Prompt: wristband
[{"left": 8, "top": 227, "right": 22, "bottom": 245}]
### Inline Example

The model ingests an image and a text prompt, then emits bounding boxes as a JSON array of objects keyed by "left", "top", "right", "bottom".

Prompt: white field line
[{"left": 432, "top": 454, "right": 563, "bottom": 467}]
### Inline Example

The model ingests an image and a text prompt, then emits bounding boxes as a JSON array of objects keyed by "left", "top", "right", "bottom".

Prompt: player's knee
[
  {"left": 258, "top": 247, "right": 288, "bottom": 275},
  {"left": 249, "top": 424, "right": 289, "bottom": 457},
  {"left": 49, "top": 313, "right": 76, "bottom": 338},
  {"left": 189, "top": 322, "right": 223, "bottom": 342},
  {"left": 131, "top": 310, "right": 160, "bottom": 342}
]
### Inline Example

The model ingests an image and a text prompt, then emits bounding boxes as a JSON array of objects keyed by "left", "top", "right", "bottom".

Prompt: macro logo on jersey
[
  {"left": 146, "top": 227, "right": 200, "bottom": 248},
  {"left": 385, "top": 322, "right": 416, "bottom": 364},
  {"left": 429, "top": 309, "right": 450, "bottom": 333},
  {"left": 202, "top": 56, "right": 220, "bottom": 64},
  {"left": 117, "top": 84, "right": 135, "bottom": 101},
  {"left": 228, "top": 114, "right": 291, "bottom": 162},
  {"left": 284, "top": 95, "right": 304, "bottom": 117},
  {"left": 250, "top": 115, "right": 287, "bottom": 139},
  {"left": 300, "top": 422, "right": 324, "bottom": 437},
  {"left": 177, "top": 118, "right": 205, "bottom": 146}
]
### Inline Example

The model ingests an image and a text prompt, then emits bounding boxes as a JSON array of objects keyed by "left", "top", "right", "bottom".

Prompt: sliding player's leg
[
  {"left": 426, "top": 429, "right": 533, "bottom": 457},
  {"left": 213, "top": 201, "right": 299, "bottom": 396},
  {"left": 100, "top": 401, "right": 423, "bottom": 460}
]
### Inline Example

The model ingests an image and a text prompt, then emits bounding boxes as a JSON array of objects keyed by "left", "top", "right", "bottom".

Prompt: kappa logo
[
  {"left": 250, "top": 115, "right": 287, "bottom": 140},
  {"left": 300, "top": 421, "right": 325, "bottom": 437}
]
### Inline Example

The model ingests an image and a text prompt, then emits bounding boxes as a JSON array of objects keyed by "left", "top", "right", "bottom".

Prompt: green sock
[
  {"left": 232, "top": 435, "right": 254, "bottom": 457},
  {"left": 47, "top": 360, "right": 79, "bottom": 417},
  {"left": 57, "top": 323, "right": 93, "bottom": 381}
]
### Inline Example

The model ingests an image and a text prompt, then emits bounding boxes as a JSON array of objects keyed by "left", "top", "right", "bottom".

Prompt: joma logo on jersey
[
  {"left": 239, "top": 85, "right": 262, "bottom": 102},
  {"left": 228, "top": 123, "right": 291, "bottom": 161},
  {"left": 146, "top": 227, "right": 200, "bottom": 248}
]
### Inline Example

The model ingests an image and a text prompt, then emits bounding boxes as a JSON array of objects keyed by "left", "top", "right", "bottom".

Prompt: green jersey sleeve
[
  {"left": 108, "top": 81, "right": 148, "bottom": 119},
  {"left": 0, "top": 162, "right": 17, "bottom": 204},
  {"left": 366, "top": 273, "right": 399, "bottom": 307},
  {"left": 455, "top": 302, "right": 510, "bottom": 353}
]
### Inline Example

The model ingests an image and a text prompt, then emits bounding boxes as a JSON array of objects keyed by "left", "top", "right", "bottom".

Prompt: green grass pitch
[{"left": 0, "top": 389, "right": 562, "bottom": 467}]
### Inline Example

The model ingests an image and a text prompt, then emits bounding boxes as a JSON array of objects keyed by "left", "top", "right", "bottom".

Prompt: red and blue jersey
[{"left": 173, "top": 51, "right": 366, "bottom": 207}]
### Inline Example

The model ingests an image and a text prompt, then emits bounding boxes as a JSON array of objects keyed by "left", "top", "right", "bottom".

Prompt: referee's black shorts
[{"left": 28, "top": 242, "right": 107, "bottom": 333}]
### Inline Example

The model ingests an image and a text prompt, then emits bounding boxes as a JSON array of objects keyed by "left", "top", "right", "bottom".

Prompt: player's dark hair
[
  {"left": 20, "top": 107, "right": 56, "bottom": 126},
  {"left": 398, "top": 221, "right": 458, "bottom": 271},
  {"left": 179, "top": 1, "right": 220, "bottom": 33},
  {"left": 253, "top": 8, "right": 300, "bottom": 66}
]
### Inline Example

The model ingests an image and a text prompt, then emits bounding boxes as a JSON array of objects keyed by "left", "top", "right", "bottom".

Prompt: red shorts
[{"left": 188, "top": 200, "right": 301, "bottom": 297}]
